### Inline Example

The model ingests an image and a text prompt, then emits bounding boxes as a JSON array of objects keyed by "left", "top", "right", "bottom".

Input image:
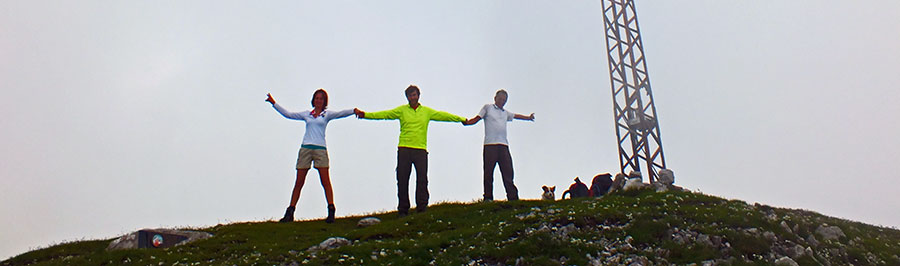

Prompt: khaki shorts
[{"left": 296, "top": 148, "right": 329, "bottom": 169}]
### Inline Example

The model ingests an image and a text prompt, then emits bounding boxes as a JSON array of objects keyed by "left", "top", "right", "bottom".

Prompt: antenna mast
[{"left": 601, "top": 0, "right": 667, "bottom": 182}]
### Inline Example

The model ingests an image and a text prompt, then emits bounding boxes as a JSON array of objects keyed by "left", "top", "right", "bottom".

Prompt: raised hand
[
  {"left": 266, "top": 93, "right": 276, "bottom": 104},
  {"left": 514, "top": 113, "right": 534, "bottom": 121}
]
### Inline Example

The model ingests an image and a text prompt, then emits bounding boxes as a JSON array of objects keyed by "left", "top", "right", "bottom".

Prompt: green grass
[{"left": 4, "top": 189, "right": 899, "bottom": 265}]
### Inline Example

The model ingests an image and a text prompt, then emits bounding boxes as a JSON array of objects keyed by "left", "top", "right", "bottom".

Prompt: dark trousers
[
  {"left": 483, "top": 144, "right": 518, "bottom": 201},
  {"left": 397, "top": 147, "right": 428, "bottom": 213}
]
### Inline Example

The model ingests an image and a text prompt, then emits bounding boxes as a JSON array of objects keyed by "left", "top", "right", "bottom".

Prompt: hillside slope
[{"left": 4, "top": 189, "right": 899, "bottom": 265}]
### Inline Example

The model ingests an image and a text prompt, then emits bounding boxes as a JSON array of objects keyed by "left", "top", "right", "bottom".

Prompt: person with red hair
[{"left": 266, "top": 89, "right": 354, "bottom": 223}]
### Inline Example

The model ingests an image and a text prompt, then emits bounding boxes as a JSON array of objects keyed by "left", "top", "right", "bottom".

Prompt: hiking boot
[
  {"left": 483, "top": 194, "right": 493, "bottom": 202},
  {"left": 278, "top": 206, "right": 295, "bottom": 223},
  {"left": 325, "top": 204, "right": 336, "bottom": 224},
  {"left": 398, "top": 209, "right": 409, "bottom": 218},
  {"left": 415, "top": 206, "right": 427, "bottom": 213}
]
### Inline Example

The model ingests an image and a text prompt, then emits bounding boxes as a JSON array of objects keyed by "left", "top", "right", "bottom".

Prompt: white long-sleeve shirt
[{"left": 272, "top": 103, "right": 354, "bottom": 148}]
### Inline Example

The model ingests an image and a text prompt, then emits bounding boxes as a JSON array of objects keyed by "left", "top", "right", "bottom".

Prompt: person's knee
[{"left": 484, "top": 163, "right": 495, "bottom": 172}]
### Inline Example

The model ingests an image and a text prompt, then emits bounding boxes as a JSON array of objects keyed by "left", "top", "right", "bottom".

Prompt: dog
[
  {"left": 541, "top": 185, "right": 556, "bottom": 201},
  {"left": 561, "top": 177, "right": 590, "bottom": 199},
  {"left": 589, "top": 173, "right": 613, "bottom": 197}
]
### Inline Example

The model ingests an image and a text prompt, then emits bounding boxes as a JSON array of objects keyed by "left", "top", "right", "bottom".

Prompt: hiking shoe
[
  {"left": 325, "top": 204, "right": 336, "bottom": 224},
  {"left": 415, "top": 206, "right": 427, "bottom": 213},
  {"left": 398, "top": 209, "right": 409, "bottom": 218},
  {"left": 278, "top": 206, "right": 295, "bottom": 223}
]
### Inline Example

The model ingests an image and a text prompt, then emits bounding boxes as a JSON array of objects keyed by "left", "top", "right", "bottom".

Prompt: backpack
[
  {"left": 589, "top": 173, "right": 613, "bottom": 197},
  {"left": 561, "top": 177, "right": 590, "bottom": 199}
]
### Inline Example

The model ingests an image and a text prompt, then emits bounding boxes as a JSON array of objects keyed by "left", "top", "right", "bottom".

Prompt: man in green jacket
[{"left": 354, "top": 85, "right": 467, "bottom": 216}]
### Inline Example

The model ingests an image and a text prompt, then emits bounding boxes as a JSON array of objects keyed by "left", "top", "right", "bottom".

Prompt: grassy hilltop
[{"left": 4, "top": 189, "right": 899, "bottom": 265}]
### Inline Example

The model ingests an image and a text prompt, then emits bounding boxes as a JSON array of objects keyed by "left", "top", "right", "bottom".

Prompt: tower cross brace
[{"left": 601, "top": 0, "right": 667, "bottom": 183}]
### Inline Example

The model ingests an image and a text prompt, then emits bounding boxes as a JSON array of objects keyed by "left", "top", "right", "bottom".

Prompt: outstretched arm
[
  {"left": 267, "top": 93, "right": 305, "bottom": 120},
  {"left": 357, "top": 106, "right": 402, "bottom": 120},
  {"left": 463, "top": 116, "right": 482, "bottom": 126},
  {"left": 514, "top": 113, "right": 535, "bottom": 121},
  {"left": 466, "top": 104, "right": 490, "bottom": 125},
  {"left": 430, "top": 110, "right": 467, "bottom": 123},
  {"left": 326, "top": 108, "right": 356, "bottom": 121}
]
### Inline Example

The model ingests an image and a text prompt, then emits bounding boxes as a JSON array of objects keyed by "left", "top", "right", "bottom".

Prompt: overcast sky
[{"left": 2, "top": 0, "right": 899, "bottom": 259}]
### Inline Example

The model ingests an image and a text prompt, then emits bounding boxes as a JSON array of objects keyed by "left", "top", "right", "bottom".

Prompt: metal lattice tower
[{"left": 601, "top": 0, "right": 667, "bottom": 183}]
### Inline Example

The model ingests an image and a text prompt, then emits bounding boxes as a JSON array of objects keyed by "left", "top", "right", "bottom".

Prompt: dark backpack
[
  {"left": 589, "top": 173, "right": 613, "bottom": 197},
  {"left": 562, "top": 177, "right": 590, "bottom": 199}
]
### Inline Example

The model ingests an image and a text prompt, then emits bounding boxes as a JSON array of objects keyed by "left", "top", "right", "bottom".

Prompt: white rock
[
  {"left": 657, "top": 169, "right": 675, "bottom": 185},
  {"left": 653, "top": 183, "right": 668, "bottom": 193},
  {"left": 746, "top": 228, "right": 760, "bottom": 235},
  {"left": 780, "top": 221, "right": 793, "bottom": 234},
  {"left": 357, "top": 217, "right": 381, "bottom": 227},
  {"left": 308, "top": 237, "right": 351, "bottom": 252},
  {"left": 815, "top": 225, "right": 845, "bottom": 241},
  {"left": 629, "top": 171, "right": 642, "bottom": 178},
  {"left": 623, "top": 178, "right": 644, "bottom": 191},
  {"left": 774, "top": 257, "right": 799, "bottom": 266}
]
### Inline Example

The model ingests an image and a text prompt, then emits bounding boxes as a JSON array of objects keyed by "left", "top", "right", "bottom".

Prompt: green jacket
[{"left": 363, "top": 104, "right": 466, "bottom": 150}]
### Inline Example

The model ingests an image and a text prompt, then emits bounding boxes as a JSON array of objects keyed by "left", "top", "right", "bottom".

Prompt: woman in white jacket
[{"left": 266, "top": 89, "right": 354, "bottom": 223}]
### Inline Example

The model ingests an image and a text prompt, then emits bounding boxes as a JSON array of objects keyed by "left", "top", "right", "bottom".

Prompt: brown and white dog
[{"left": 541, "top": 185, "right": 556, "bottom": 201}]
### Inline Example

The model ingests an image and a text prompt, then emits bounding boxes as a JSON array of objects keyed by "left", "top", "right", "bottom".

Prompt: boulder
[
  {"left": 657, "top": 169, "right": 675, "bottom": 185},
  {"left": 815, "top": 225, "right": 845, "bottom": 241},
  {"left": 745, "top": 228, "right": 760, "bottom": 235},
  {"left": 696, "top": 234, "right": 713, "bottom": 247},
  {"left": 780, "top": 221, "right": 793, "bottom": 234},
  {"left": 623, "top": 171, "right": 646, "bottom": 191},
  {"left": 623, "top": 177, "right": 644, "bottom": 191},
  {"left": 806, "top": 234, "right": 820, "bottom": 247},
  {"left": 107, "top": 228, "right": 212, "bottom": 251},
  {"left": 608, "top": 173, "right": 627, "bottom": 194},
  {"left": 357, "top": 217, "right": 381, "bottom": 227},
  {"left": 763, "top": 231, "right": 777, "bottom": 242},
  {"left": 774, "top": 257, "right": 799, "bottom": 266},
  {"left": 107, "top": 232, "right": 139, "bottom": 251},
  {"left": 628, "top": 171, "right": 642, "bottom": 179},
  {"left": 787, "top": 244, "right": 806, "bottom": 259},
  {"left": 308, "top": 237, "right": 351, "bottom": 252},
  {"left": 653, "top": 183, "right": 669, "bottom": 193}
]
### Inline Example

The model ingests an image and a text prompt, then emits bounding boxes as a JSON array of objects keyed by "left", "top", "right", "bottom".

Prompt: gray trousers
[
  {"left": 397, "top": 147, "right": 428, "bottom": 212},
  {"left": 483, "top": 144, "right": 518, "bottom": 201}
]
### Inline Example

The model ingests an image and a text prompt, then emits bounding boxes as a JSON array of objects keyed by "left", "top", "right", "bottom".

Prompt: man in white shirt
[{"left": 463, "top": 89, "right": 534, "bottom": 201}]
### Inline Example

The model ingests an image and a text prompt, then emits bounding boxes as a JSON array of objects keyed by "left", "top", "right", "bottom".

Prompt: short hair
[
  {"left": 495, "top": 89, "right": 508, "bottom": 97},
  {"left": 310, "top": 88, "right": 328, "bottom": 109},
  {"left": 405, "top": 85, "right": 420, "bottom": 97}
]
